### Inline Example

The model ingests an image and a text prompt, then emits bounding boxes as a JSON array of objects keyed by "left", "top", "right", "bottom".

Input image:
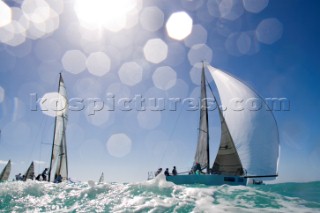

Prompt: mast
[
  {"left": 194, "top": 62, "right": 210, "bottom": 173},
  {"left": 203, "top": 63, "right": 210, "bottom": 174}
]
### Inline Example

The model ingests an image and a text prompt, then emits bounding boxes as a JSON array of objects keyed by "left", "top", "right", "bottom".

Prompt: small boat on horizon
[
  {"left": 165, "top": 63, "right": 280, "bottom": 186},
  {"left": 23, "top": 161, "right": 34, "bottom": 181},
  {"left": 98, "top": 172, "right": 104, "bottom": 184}
]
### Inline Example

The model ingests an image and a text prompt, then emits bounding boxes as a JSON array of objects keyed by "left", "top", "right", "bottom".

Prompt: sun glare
[
  {"left": 0, "top": 0, "right": 12, "bottom": 27},
  {"left": 74, "top": 0, "right": 138, "bottom": 31}
]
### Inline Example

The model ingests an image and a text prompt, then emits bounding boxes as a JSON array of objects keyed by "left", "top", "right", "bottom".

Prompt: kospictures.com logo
[{"left": 30, "top": 93, "right": 290, "bottom": 116}]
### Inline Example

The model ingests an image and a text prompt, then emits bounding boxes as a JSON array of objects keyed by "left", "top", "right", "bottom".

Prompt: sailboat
[
  {"left": 23, "top": 161, "right": 34, "bottom": 181},
  {"left": 98, "top": 172, "right": 104, "bottom": 184},
  {"left": 48, "top": 73, "right": 69, "bottom": 182},
  {"left": 0, "top": 160, "right": 11, "bottom": 181},
  {"left": 166, "top": 64, "right": 280, "bottom": 186}
]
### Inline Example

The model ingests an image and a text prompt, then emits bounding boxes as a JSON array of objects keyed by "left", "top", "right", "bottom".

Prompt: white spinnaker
[{"left": 208, "top": 65, "right": 279, "bottom": 178}]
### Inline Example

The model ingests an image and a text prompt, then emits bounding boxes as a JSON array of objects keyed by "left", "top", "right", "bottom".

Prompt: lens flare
[{"left": 166, "top": 11, "right": 193, "bottom": 40}]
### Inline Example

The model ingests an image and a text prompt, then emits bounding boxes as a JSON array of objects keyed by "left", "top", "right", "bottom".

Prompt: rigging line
[
  {"left": 157, "top": 102, "right": 184, "bottom": 168},
  {"left": 31, "top": 112, "right": 48, "bottom": 174},
  {"left": 41, "top": 142, "right": 53, "bottom": 145},
  {"left": 0, "top": 129, "right": 7, "bottom": 153},
  {"left": 27, "top": 112, "right": 46, "bottom": 172},
  {"left": 0, "top": 129, "right": 10, "bottom": 154},
  {"left": 198, "top": 128, "right": 208, "bottom": 133},
  {"left": 245, "top": 174, "right": 278, "bottom": 178},
  {"left": 158, "top": 72, "right": 209, "bottom": 170}
]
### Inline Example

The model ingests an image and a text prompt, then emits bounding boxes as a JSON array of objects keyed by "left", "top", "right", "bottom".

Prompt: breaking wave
[{"left": 0, "top": 175, "right": 319, "bottom": 212}]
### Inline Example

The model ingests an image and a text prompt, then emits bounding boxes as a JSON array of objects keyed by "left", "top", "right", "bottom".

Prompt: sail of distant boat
[
  {"left": 98, "top": 172, "right": 104, "bottom": 184},
  {"left": 48, "top": 74, "right": 69, "bottom": 182},
  {"left": 23, "top": 161, "right": 34, "bottom": 181},
  {"left": 166, "top": 63, "right": 279, "bottom": 185},
  {"left": 0, "top": 160, "right": 11, "bottom": 181}
]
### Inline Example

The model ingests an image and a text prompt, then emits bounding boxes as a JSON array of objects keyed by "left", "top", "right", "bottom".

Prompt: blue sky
[{"left": 0, "top": 0, "right": 319, "bottom": 183}]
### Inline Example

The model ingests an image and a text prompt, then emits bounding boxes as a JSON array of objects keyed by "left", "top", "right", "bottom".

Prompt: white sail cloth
[
  {"left": 49, "top": 75, "right": 68, "bottom": 182},
  {"left": 194, "top": 68, "right": 209, "bottom": 171},
  {"left": 208, "top": 65, "right": 279, "bottom": 178}
]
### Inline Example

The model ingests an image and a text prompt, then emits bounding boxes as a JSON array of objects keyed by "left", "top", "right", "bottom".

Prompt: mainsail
[
  {"left": 0, "top": 160, "right": 11, "bottom": 181},
  {"left": 208, "top": 65, "right": 279, "bottom": 178},
  {"left": 48, "top": 74, "right": 69, "bottom": 182},
  {"left": 23, "top": 161, "right": 34, "bottom": 181},
  {"left": 194, "top": 65, "right": 210, "bottom": 173}
]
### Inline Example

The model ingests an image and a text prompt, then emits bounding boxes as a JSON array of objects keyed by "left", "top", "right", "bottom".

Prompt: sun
[{"left": 74, "top": 0, "right": 138, "bottom": 31}]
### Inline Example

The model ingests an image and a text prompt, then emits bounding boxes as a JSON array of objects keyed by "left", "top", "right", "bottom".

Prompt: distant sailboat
[
  {"left": 0, "top": 160, "right": 11, "bottom": 181},
  {"left": 166, "top": 63, "right": 280, "bottom": 186},
  {"left": 98, "top": 172, "right": 104, "bottom": 184},
  {"left": 48, "top": 74, "right": 69, "bottom": 182},
  {"left": 23, "top": 161, "right": 34, "bottom": 181}
]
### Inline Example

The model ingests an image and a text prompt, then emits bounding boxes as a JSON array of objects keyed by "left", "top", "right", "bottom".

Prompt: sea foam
[{"left": 0, "top": 178, "right": 319, "bottom": 212}]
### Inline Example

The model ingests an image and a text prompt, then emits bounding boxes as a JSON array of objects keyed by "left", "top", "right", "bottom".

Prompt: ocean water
[{"left": 0, "top": 175, "right": 319, "bottom": 212}]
